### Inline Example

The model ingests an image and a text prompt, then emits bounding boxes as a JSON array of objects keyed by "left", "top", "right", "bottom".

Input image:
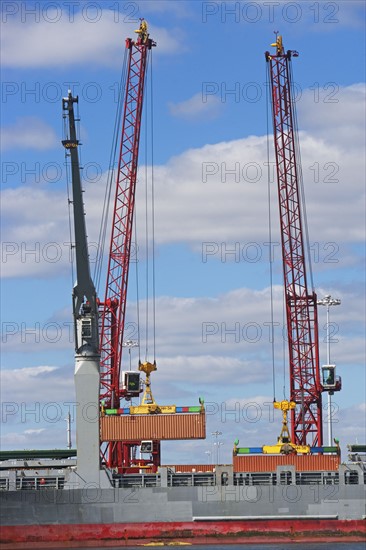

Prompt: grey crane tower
[{"left": 62, "top": 92, "right": 108, "bottom": 488}]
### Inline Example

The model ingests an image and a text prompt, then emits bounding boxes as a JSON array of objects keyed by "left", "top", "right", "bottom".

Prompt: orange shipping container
[
  {"left": 233, "top": 454, "right": 340, "bottom": 473},
  {"left": 100, "top": 413, "right": 206, "bottom": 442}
]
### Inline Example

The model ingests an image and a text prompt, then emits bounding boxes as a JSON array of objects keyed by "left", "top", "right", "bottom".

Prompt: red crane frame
[
  {"left": 266, "top": 39, "right": 323, "bottom": 447},
  {"left": 99, "top": 24, "right": 155, "bottom": 468}
]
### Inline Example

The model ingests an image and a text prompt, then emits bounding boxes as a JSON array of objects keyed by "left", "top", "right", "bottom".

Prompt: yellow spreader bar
[{"left": 129, "top": 404, "right": 176, "bottom": 415}]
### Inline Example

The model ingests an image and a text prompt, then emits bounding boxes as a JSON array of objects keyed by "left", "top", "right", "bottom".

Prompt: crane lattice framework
[
  {"left": 99, "top": 21, "right": 156, "bottom": 468},
  {"left": 266, "top": 36, "right": 323, "bottom": 447}
]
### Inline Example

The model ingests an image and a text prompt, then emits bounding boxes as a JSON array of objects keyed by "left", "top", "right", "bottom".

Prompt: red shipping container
[
  {"left": 233, "top": 454, "right": 340, "bottom": 472},
  {"left": 100, "top": 413, "right": 206, "bottom": 441}
]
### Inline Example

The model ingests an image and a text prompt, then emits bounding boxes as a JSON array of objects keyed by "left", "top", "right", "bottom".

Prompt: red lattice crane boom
[
  {"left": 265, "top": 36, "right": 323, "bottom": 447},
  {"left": 99, "top": 21, "right": 156, "bottom": 468}
]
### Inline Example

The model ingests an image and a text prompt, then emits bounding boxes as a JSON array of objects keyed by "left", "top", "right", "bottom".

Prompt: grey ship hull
[
  {"left": 1, "top": 464, "right": 366, "bottom": 546},
  {"left": 1, "top": 484, "right": 366, "bottom": 524}
]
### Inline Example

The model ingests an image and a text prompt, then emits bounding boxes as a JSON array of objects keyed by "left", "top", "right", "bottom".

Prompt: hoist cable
[
  {"left": 95, "top": 59, "right": 126, "bottom": 293},
  {"left": 150, "top": 51, "right": 156, "bottom": 362},
  {"left": 138, "top": 48, "right": 155, "bottom": 363},
  {"left": 144, "top": 100, "right": 149, "bottom": 362},
  {"left": 289, "top": 60, "right": 315, "bottom": 292},
  {"left": 94, "top": 48, "right": 128, "bottom": 292},
  {"left": 283, "top": 295, "right": 287, "bottom": 400},
  {"left": 133, "top": 206, "right": 141, "bottom": 362},
  {"left": 266, "top": 62, "right": 276, "bottom": 402}
]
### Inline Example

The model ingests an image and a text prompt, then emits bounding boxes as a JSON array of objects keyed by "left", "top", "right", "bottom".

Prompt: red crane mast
[
  {"left": 99, "top": 21, "right": 156, "bottom": 468},
  {"left": 265, "top": 36, "right": 323, "bottom": 447}
]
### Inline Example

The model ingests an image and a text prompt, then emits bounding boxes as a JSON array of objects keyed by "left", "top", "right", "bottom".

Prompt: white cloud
[
  {"left": 1, "top": 83, "right": 364, "bottom": 278},
  {"left": 4, "top": 365, "right": 58, "bottom": 378},
  {"left": 24, "top": 428, "right": 46, "bottom": 435},
  {"left": 0, "top": 117, "right": 58, "bottom": 151},
  {"left": 298, "top": 83, "right": 366, "bottom": 148},
  {"left": 0, "top": 365, "right": 74, "bottom": 404},
  {"left": 169, "top": 92, "right": 221, "bottom": 119},
  {"left": 1, "top": 427, "right": 68, "bottom": 449},
  {"left": 3, "top": 281, "right": 363, "bottom": 404},
  {"left": 1, "top": 10, "right": 183, "bottom": 69},
  {"left": 150, "top": 133, "right": 364, "bottom": 246},
  {"left": 332, "top": 402, "right": 366, "bottom": 447}
]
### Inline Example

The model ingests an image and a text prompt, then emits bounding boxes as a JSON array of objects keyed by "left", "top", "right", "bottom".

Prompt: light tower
[
  {"left": 211, "top": 431, "right": 222, "bottom": 464},
  {"left": 317, "top": 294, "right": 341, "bottom": 446}
]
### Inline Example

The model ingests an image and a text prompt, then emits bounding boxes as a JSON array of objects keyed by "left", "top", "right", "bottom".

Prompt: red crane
[
  {"left": 99, "top": 20, "right": 156, "bottom": 468},
  {"left": 265, "top": 35, "right": 323, "bottom": 447}
]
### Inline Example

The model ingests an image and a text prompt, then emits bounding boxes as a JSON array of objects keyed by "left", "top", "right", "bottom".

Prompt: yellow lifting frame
[
  {"left": 129, "top": 361, "right": 176, "bottom": 415},
  {"left": 262, "top": 400, "right": 311, "bottom": 455}
]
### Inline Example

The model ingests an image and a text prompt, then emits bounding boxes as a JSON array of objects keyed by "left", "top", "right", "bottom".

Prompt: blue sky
[{"left": 1, "top": 1, "right": 365, "bottom": 463}]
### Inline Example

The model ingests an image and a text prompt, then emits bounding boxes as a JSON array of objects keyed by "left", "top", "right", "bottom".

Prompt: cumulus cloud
[
  {"left": 1, "top": 9, "right": 182, "bottom": 69},
  {"left": 0, "top": 117, "right": 58, "bottom": 151},
  {"left": 0, "top": 365, "right": 74, "bottom": 404},
  {"left": 1, "top": 427, "right": 69, "bottom": 450},
  {"left": 2, "top": 81, "right": 364, "bottom": 279},
  {"left": 2, "top": 283, "right": 363, "bottom": 391},
  {"left": 169, "top": 92, "right": 221, "bottom": 119},
  {"left": 298, "top": 83, "right": 366, "bottom": 148}
]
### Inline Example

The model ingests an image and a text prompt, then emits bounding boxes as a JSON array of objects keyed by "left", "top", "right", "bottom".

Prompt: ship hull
[
  {"left": 1, "top": 485, "right": 365, "bottom": 546},
  {"left": 1, "top": 519, "right": 366, "bottom": 550},
  {"left": 1, "top": 519, "right": 365, "bottom": 548}
]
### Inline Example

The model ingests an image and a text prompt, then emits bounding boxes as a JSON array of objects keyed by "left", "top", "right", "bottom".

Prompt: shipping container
[
  {"left": 233, "top": 454, "right": 340, "bottom": 473},
  {"left": 100, "top": 413, "right": 205, "bottom": 441}
]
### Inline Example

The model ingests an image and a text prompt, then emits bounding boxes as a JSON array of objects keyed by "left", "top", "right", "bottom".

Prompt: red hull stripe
[{"left": 1, "top": 519, "right": 365, "bottom": 544}]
